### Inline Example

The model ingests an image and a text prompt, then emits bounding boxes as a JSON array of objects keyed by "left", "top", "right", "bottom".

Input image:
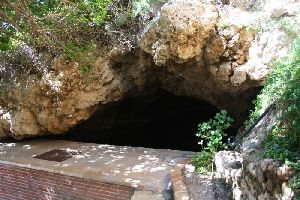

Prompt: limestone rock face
[
  {"left": 0, "top": 110, "right": 10, "bottom": 139},
  {"left": 0, "top": 47, "right": 157, "bottom": 139},
  {"left": 140, "top": 0, "right": 218, "bottom": 65},
  {"left": 0, "top": 119, "right": 9, "bottom": 139},
  {"left": 210, "top": 1, "right": 300, "bottom": 198},
  {"left": 12, "top": 109, "right": 44, "bottom": 139},
  {"left": 0, "top": 0, "right": 299, "bottom": 140},
  {"left": 139, "top": 0, "right": 298, "bottom": 104}
]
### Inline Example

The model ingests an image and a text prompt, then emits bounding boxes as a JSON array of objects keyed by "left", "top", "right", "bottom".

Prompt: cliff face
[{"left": 0, "top": 0, "right": 298, "bottom": 141}]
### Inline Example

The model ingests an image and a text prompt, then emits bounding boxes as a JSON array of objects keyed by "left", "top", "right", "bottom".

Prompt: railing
[{"left": 232, "top": 103, "right": 276, "bottom": 150}]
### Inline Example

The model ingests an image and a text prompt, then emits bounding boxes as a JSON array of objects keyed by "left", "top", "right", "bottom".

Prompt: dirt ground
[{"left": 183, "top": 167, "right": 232, "bottom": 200}]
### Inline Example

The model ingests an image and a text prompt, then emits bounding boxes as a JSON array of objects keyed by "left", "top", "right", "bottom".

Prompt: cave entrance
[{"left": 55, "top": 90, "right": 225, "bottom": 151}]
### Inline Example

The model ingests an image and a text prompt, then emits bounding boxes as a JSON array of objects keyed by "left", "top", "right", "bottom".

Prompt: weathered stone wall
[{"left": 215, "top": 110, "right": 295, "bottom": 200}]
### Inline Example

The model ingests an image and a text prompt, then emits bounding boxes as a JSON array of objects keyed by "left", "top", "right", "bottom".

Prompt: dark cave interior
[{"left": 49, "top": 90, "right": 240, "bottom": 151}]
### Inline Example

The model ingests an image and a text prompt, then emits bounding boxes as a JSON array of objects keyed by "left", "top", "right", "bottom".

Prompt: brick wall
[{"left": 0, "top": 163, "right": 134, "bottom": 200}]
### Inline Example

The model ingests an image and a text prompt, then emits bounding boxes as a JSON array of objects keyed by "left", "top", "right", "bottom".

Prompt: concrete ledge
[{"left": 0, "top": 139, "right": 195, "bottom": 199}]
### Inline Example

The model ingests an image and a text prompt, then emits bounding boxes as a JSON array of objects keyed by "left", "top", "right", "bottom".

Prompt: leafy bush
[
  {"left": 193, "top": 110, "right": 233, "bottom": 174},
  {"left": 196, "top": 110, "right": 233, "bottom": 152},
  {"left": 193, "top": 151, "right": 213, "bottom": 174},
  {"left": 263, "top": 39, "right": 300, "bottom": 163}
]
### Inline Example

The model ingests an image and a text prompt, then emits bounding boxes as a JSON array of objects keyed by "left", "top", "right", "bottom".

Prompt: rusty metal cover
[{"left": 33, "top": 149, "right": 79, "bottom": 162}]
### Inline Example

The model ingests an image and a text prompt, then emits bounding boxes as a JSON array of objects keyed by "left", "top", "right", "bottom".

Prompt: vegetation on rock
[
  {"left": 0, "top": 0, "right": 111, "bottom": 51},
  {"left": 193, "top": 110, "right": 233, "bottom": 174},
  {"left": 0, "top": 0, "right": 163, "bottom": 70},
  {"left": 245, "top": 38, "right": 300, "bottom": 198}
]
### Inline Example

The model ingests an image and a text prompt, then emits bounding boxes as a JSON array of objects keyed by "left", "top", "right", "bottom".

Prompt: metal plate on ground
[{"left": 33, "top": 149, "right": 79, "bottom": 162}]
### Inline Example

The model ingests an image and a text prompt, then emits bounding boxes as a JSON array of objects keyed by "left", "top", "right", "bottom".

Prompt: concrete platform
[{"left": 0, "top": 139, "right": 195, "bottom": 195}]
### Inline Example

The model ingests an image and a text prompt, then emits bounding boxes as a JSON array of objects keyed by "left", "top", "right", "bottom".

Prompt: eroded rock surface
[
  {"left": 0, "top": 119, "right": 9, "bottom": 139},
  {"left": 140, "top": 0, "right": 219, "bottom": 65},
  {"left": 0, "top": 110, "right": 10, "bottom": 139}
]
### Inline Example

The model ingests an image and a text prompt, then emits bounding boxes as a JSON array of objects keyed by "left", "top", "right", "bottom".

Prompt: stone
[
  {"left": 0, "top": 119, "right": 10, "bottom": 139},
  {"left": 266, "top": 179, "right": 273, "bottom": 192},
  {"left": 256, "top": 167, "right": 265, "bottom": 183},
  {"left": 237, "top": 108, "right": 296, "bottom": 200},
  {"left": 276, "top": 166, "right": 295, "bottom": 181},
  {"left": 230, "top": 70, "right": 247, "bottom": 86},
  {"left": 225, "top": 0, "right": 265, "bottom": 11},
  {"left": 270, "top": 7, "right": 288, "bottom": 18},
  {"left": 260, "top": 159, "right": 278, "bottom": 172},
  {"left": 131, "top": 191, "right": 165, "bottom": 200},
  {"left": 205, "top": 35, "right": 227, "bottom": 64},
  {"left": 140, "top": 0, "right": 218, "bottom": 65},
  {"left": 214, "top": 151, "right": 243, "bottom": 200},
  {"left": 282, "top": 182, "right": 295, "bottom": 200},
  {"left": 247, "top": 163, "right": 256, "bottom": 177},
  {"left": 11, "top": 109, "right": 44, "bottom": 139},
  {"left": 218, "top": 62, "right": 233, "bottom": 82}
]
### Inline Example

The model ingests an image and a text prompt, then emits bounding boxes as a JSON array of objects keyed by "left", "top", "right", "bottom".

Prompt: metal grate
[{"left": 33, "top": 149, "right": 79, "bottom": 162}]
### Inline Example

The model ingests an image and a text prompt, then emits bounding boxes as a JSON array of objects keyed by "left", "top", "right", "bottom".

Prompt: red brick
[{"left": 0, "top": 163, "right": 134, "bottom": 200}]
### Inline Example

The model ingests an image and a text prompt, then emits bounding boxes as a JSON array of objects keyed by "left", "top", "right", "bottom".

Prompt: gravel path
[{"left": 183, "top": 168, "right": 232, "bottom": 200}]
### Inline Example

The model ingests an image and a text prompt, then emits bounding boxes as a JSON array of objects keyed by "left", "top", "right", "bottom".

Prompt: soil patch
[{"left": 183, "top": 167, "right": 232, "bottom": 200}]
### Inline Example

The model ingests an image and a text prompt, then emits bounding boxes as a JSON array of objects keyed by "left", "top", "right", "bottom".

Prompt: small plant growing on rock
[
  {"left": 193, "top": 110, "right": 233, "bottom": 174},
  {"left": 193, "top": 150, "right": 214, "bottom": 174}
]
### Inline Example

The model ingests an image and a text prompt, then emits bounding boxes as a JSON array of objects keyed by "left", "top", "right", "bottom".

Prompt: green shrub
[
  {"left": 64, "top": 42, "right": 97, "bottom": 74},
  {"left": 262, "top": 39, "right": 300, "bottom": 162},
  {"left": 196, "top": 110, "right": 233, "bottom": 152},
  {"left": 194, "top": 110, "right": 233, "bottom": 174},
  {"left": 264, "top": 131, "right": 297, "bottom": 162},
  {"left": 193, "top": 151, "right": 213, "bottom": 174}
]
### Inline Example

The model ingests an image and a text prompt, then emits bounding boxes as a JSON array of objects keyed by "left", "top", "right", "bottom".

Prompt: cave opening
[{"left": 51, "top": 90, "right": 239, "bottom": 151}]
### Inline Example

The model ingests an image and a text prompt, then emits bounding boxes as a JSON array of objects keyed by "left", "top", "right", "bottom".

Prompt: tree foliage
[{"left": 0, "top": 0, "right": 111, "bottom": 53}]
